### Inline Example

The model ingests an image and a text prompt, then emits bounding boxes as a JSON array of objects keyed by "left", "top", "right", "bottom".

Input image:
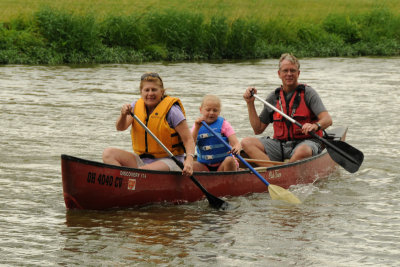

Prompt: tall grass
[
  {"left": 0, "top": 6, "right": 399, "bottom": 64},
  {"left": 2, "top": 0, "right": 400, "bottom": 23}
]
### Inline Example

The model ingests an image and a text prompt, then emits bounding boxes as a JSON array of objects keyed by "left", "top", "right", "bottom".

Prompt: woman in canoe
[
  {"left": 102, "top": 72, "right": 195, "bottom": 176},
  {"left": 191, "top": 95, "right": 241, "bottom": 171}
]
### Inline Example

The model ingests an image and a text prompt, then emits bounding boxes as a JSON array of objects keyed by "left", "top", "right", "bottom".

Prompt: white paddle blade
[{"left": 269, "top": 184, "right": 301, "bottom": 204}]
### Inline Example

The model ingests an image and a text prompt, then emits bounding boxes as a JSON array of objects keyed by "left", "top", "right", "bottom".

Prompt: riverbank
[{"left": 1, "top": 4, "right": 399, "bottom": 64}]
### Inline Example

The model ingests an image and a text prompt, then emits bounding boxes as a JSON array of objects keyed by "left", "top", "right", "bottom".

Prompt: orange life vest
[{"left": 131, "top": 96, "right": 185, "bottom": 158}]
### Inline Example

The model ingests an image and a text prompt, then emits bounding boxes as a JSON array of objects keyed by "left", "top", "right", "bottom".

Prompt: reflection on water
[
  {"left": 1, "top": 58, "right": 399, "bottom": 266},
  {"left": 62, "top": 204, "right": 242, "bottom": 265}
]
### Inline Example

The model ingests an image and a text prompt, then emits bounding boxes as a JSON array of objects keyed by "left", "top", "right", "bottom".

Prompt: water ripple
[{"left": 1, "top": 58, "right": 399, "bottom": 266}]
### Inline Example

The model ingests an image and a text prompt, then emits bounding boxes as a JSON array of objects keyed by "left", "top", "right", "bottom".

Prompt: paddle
[
  {"left": 252, "top": 93, "right": 364, "bottom": 173},
  {"left": 200, "top": 121, "right": 301, "bottom": 204},
  {"left": 131, "top": 113, "right": 229, "bottom": 210}
]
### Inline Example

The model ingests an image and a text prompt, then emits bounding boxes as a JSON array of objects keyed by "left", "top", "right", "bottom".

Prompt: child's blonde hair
[{"left": 201, "top": 94, "right": 221, "bottom": 108}]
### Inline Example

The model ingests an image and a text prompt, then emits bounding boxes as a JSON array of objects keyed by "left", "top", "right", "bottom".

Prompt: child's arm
[
  {"left": 228, "top": 134, "right": 241, "bottom": 155},
  {"left": 191, "top": 117, "right": 203, "bottom": 143},
  {"left": 222, "top": 119, "right": 241, "bottom": 155}
]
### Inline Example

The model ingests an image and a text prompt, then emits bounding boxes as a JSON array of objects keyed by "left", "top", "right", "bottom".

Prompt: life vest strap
[
  {"left": 200, "top": 152, "right": 230, "bottom": 160},
  {"left": 199, "top": 132, "right": 224, "bottom": 139},
  {"left": 200, "top": 144, "right": 226, "bottom": 151}
]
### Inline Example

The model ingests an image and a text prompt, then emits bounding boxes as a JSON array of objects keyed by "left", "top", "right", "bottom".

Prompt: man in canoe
[
  {"left": 102, "top": 72, "right": 196, "bottom": 176},
  {"left": 241, "top": 53, "right": 333, "bottom": 166}
]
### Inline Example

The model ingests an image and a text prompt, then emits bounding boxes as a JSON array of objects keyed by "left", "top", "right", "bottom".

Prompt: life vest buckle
[{"left": 199, "top": 133, "right": 210, "bottom": 139}]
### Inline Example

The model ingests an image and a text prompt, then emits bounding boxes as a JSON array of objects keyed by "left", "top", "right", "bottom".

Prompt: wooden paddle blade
[
  {"left": 268, "top": 184, "right": 301, "bottom": 204},
  {"left": 326, "top": 140, "right": 364, "bottom": 173}
]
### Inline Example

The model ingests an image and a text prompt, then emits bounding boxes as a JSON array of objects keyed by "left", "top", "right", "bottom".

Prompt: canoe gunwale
[
  {"left": 61, "top": 126, "right": 347, "bottom": 209},
  {"left": 61, "top": 126, "right": 347, "bottom": 175}
]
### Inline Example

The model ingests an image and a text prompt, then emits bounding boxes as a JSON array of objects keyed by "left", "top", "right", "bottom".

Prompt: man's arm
[
  {"left": 316, "top": 111, "right": 332, "bottom": 130},
  {"left": 244, "top": 87, "right": 268, "bottom": 135},
  {"left": 303, "top": 86, "right": 333, "bottom": 134}
]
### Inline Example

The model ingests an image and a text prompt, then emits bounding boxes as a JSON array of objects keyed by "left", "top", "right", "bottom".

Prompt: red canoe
[{"left": 61, "top": 127, "right": 348, "bottom": 210}]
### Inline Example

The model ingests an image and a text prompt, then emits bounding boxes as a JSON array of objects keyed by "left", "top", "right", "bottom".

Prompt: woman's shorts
[{"left": 133, "top": 153, "right": 183, "bottom": 172}]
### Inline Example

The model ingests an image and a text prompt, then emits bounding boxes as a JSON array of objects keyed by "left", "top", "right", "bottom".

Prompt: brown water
[{"left": 1, "top": 58, "right": 399, "bottom": 266}]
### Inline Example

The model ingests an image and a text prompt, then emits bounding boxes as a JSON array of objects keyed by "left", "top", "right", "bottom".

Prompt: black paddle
[
  {"left": 252, "top": 93, "right": 364, "bottom": 173},
  {"left": 131, "top": 113, "right": 229, "bottom": 210}
]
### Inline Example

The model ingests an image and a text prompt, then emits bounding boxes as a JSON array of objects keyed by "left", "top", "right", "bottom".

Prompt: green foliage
[
  {"left": 100, "top": 15, "right": 148, "bottom": 49},
  {"left": 359, "top": 8, "right": 400, "bottom": 42},
  {"left": 262, "top": 19, "right": 297, "bottom": 46},
  {"left": 322, "top": 14, "right": 361, "bottom": 44},
  {"left": 144, "top": 10, "right": 205, "bottom": 58},
  {"left": 34, "top": 7, "right": 101, "bottom": 55},
  {"left": 202, "top": 16, "right": 229, "bottom": 59},
  {"left": 1, "top": 6, "right": 400, "bottom": 64},
  {"left": 0, "top": 28, "right": 33, "bottom": 49},
  {"left": 143, "top": 44, "right": 168, "bottom": 60},
  {"left": 226, "top": 18, "right": 262, "bottom": 58}
]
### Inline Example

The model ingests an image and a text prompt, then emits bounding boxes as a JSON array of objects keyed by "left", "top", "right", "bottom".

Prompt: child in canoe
[{"left": 192, "top": 95, "right": 241, "bottom": 171}]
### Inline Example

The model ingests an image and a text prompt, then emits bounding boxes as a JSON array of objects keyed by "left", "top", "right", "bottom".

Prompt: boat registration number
[{"left": 87, "top": 172, "right": 123, "bottom": 188}]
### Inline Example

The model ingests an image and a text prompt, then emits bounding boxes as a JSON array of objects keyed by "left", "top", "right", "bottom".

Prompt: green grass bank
[{"left": 1, "top": 4, "right": 400, "bottom": 64}]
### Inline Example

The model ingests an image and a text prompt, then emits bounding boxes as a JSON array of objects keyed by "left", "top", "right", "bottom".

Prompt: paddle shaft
[
  {"left": 252, "top": 94, "right": 359, "bottom": 165},
  {"left": 131, "top": 113, "right": 227, "bottom": 209},
  {"left": 200, "top": 121, "right": 271, "bottom": 187}
]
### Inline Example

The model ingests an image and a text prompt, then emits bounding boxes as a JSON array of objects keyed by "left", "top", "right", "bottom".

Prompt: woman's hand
[
  {"left": 182, "top": 156, "right": 194, "bottom": 176},
  {"left": 116, "top": 103, "right": 134, "bottom": 131},
  {"left": 175, "top": 120, "right": 196, "bottom": 176},
  {"left": 120, "top": 103, "right": 132, "bottom": 116}
]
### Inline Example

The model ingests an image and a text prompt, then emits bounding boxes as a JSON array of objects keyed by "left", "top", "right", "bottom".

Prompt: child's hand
[
  {"left": 194, "top": 117, "right": 205, "bottom": 126},
  {"left": 230, "top": 143, "right": 241, "bottom": 155}
]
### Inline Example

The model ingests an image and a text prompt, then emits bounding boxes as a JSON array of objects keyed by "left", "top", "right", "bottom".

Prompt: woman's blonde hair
[{"left": 139, "top": 72, "right": 164, "bottom": 91}]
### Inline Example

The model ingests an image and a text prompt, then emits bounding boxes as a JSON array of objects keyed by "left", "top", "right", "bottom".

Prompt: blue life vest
[{"left": 196, "top": 117, "right": 231, "bottom": 165}]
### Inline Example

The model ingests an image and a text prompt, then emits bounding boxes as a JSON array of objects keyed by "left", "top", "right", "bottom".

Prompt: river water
[{"left": 1, "top": 57, "right": 399, "bottom": 266}]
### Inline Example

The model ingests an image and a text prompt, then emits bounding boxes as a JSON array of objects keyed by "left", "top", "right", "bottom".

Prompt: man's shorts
[
  {"left": 133, "top": 153, "right": 183, "bottom": 172},
  {"left": 259, "top": 137, "right": 323, "bottom": 162}
]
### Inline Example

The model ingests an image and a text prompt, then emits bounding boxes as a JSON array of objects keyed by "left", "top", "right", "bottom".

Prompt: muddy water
[{"left": 0, "top": 57, "right": 399, "bottom": 266}]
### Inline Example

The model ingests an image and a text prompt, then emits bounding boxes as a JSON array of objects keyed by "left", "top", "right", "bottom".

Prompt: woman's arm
[
  {"left": 116, "top": 103, "right": 134, "bottom": 131},
  {"left": 175, "top": 120, "right": 195, "bottom": 176}
]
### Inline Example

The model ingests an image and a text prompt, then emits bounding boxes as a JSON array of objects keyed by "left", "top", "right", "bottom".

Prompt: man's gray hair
[{"left": 279, "top": 53, "right": 300, "bottom": 69}]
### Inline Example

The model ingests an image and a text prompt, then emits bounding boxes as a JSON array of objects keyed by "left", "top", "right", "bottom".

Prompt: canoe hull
[{"left": 62, "top": 127, "right": 347, "bottom": 210}]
